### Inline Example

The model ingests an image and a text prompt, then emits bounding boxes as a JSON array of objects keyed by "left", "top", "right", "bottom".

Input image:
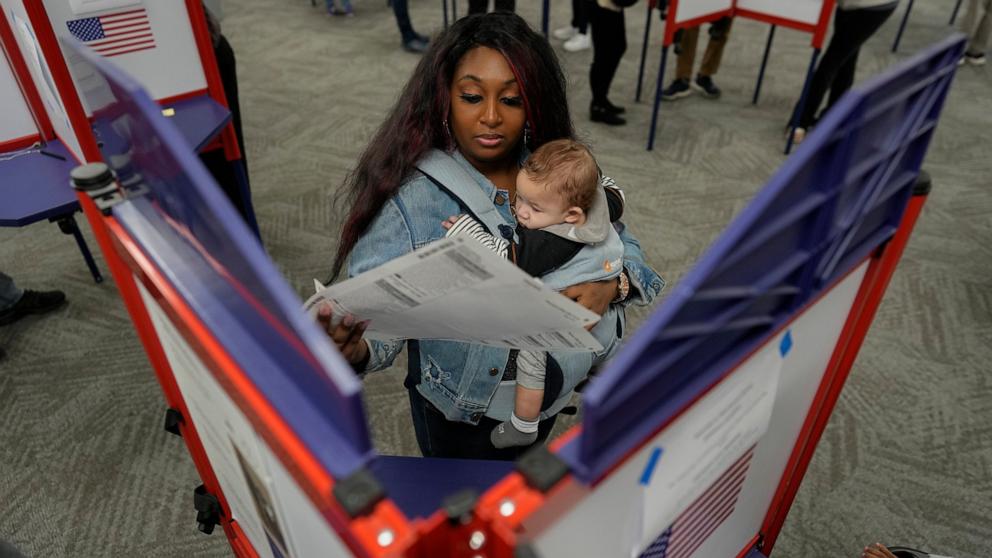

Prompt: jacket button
[
  {"left": 489, "top": 367, "right": 500, "bottom": 376},
  {"left": 494, "top": 194, "right": 505, "bottom": 206}
]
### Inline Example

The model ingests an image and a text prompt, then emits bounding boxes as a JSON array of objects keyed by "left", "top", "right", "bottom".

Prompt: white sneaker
[
  {"left": 563, "top": 32, "right": 591, "bottom": 52},
  {"left": 553, "top": 25, "right": 578, "bottom": 41}
]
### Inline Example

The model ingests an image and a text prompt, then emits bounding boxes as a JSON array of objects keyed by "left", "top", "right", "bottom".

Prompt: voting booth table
[
  {"left": 0, "top": 0, "right": 254, "bottom": 270},
  {"left": 636, "top": 0, "right": 838, "bottom": 153},
  {"left": 63, "top": 29, "right": 964, "bottom": 557}
]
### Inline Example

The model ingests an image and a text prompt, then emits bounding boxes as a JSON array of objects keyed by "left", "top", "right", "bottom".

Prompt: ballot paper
[{"left": 303, "top": 236, "right": 604, "bottom": 352}]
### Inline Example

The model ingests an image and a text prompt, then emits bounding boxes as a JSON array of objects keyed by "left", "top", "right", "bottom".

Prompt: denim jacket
[{"left": 349, "top": 149, "right": 664, "bottom": 425}]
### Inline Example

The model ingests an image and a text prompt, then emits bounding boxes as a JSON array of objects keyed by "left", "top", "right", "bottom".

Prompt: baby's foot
[{"left": 491, "top": 419, "right": 538, "bottom": 449}]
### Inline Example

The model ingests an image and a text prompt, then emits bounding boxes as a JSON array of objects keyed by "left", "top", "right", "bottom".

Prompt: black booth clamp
[
  {"left": 164, "top": 408, "right": 184, "bottom": 437},
  {"left": 442, "top": 488, "right": 479, "bottom": 526},
  {"left": 70, "top": 162, "right": 123, "bottom": 215},
  {"left": 516, "top": 446, "right": 569, "bottom": 493},
  {"left": 332, "top": 468, "right": 385, "bottom": 519},
  {"left": 193, "top": 484, "right": 222, "bottom": 535}
]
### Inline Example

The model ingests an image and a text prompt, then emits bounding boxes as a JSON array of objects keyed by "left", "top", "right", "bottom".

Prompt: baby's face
[{"left": 514, "top": 170, "right": 583, "bottom": 229}]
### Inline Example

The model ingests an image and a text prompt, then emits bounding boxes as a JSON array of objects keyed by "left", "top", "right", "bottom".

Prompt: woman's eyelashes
[{"left": 457, "top": 93, "right": 523, "bottom": 107}]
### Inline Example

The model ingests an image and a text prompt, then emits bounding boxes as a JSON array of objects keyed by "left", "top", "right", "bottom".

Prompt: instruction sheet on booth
[{"left": 304, "top": 236, "right": 604, "bottom": 352}]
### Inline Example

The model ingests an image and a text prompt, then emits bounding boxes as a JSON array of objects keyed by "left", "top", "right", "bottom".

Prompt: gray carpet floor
[{"left": 1, "top": 0, "right": 990, "bottom": 556}]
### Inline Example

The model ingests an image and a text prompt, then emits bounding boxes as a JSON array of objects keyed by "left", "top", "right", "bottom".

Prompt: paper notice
[{"left": 304, "top": 236, "right": 604, "bottom": 352}]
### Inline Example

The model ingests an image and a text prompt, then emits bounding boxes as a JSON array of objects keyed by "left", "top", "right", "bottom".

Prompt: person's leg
[
  {"left": 693, "top": 17, "right": 733, "bottom": 98},
  {"left": 969, "top": 0, "right": 992, "bottom": 53},
  {"left": 0, "top": 272, "right": 23, "bottom": 313},
  {"left": 468, "top": 0, "right": 488, "bottom": 15},
  {"left": 795, "top": 9, "right": 860, "bottom": 129},
  {"left": 675, "top": 26, "right": 700, "bottom": 81},
  {"left": 588, "top": 1, "right": 627, "bottom": 122},
  {"left": 393, "top": 0, "right": 427, "bottom": 51},
  {"left": 821, "top": 7, "right": 896, "bottom": 114},
  {"left": 493, "top": 0, "right": 514, "bottom": 11},
  {"left": 491, "top": 351, "right": 544, "bottom": 448},
  {"left": 574, "top": 0, "right": 588, "bottom": 34},
  {"left": 698, "top": 17, "right": 732, "bottom": 77}
]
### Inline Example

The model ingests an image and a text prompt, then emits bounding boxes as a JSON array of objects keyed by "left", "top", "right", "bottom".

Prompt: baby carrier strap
[{"left": 415, "top": 149, "right": 510, "bottom": 237}]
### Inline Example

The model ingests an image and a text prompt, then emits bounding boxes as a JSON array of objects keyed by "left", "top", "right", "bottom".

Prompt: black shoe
[
  {"left": 692, "top": 74, "right": 721, "bottom": 99},
  {"left": 602, "top": 99, "right": 626, "bottom": 114},
  {"left": 886, "top": 546, "right": 930, "bottom": 558},
  {"left": 0, "top": 289, "right": 67, "bottom": 326},
  {"left": 661, "top": 78, "right": 692, "bottom": 101},
  {"left": 402, "top": 35, "right": 429, "bottom": 53},
  {"left": 590, "top": 104, "right": 626, "bottom": 126}
]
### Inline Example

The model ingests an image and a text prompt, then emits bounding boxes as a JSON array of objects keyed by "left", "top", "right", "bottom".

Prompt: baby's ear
[{"left": 564, "top": 207, "right": 585, "bottom": 224}]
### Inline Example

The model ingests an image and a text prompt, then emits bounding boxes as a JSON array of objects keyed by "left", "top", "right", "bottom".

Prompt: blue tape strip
[
  {"left": 639, "top": 447, "right": 663, "bottom": 486},
  {"left": 780, "top": 330, "right": 793, "bottom": 357}
]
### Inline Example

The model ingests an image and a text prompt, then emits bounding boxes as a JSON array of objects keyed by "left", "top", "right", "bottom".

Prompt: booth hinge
[
  {"left": 164, "top": 408, "right": 184, "bottom": 437},
  {"left": 516, "top": 446, "right": 569, "bottom": 493},
  {"left": 442, "top": 488, "right": 478, "bottom": 526},
  {"left": 193, "top": 484, "right": 222, "bottom": 535},
  {"left": 70, "top": 162, "right": 124, "bottom": 215},
  {"left": 332, "top": 468, "right": 385, "bottom": 518}
]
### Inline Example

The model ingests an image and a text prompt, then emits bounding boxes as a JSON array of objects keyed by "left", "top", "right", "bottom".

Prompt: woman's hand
[
  {"left": 862, "top": 543, "right": 899, "bottom": 558},
  {"left": 561, "top": 277, "right": 620, "bottom": 319},
  {"left": 316, "top": 303, "right": 370, "bottom": 366}
]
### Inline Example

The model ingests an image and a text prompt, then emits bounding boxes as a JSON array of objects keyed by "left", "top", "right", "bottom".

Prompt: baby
[{"left": 443, "top": 139, "right": 627, "bottom": 448}]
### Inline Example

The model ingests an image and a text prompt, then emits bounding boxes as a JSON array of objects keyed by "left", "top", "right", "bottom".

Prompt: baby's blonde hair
[{"left": 522, "top": 139, "right": 599, "bottom": 211}]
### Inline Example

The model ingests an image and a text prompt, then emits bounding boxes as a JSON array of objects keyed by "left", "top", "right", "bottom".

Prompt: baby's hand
[{"left": 442, "top": 215, "right": 463, "bottom": 230}]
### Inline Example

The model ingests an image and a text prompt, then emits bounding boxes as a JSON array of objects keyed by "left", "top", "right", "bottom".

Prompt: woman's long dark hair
[{"left": 332, "top": 12, "right": 575, "bottom": 278}]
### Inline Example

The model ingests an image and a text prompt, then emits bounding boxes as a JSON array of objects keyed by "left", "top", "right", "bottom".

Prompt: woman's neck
[{"left": 465, "top": 153, "right": 520, "bottom": 195}]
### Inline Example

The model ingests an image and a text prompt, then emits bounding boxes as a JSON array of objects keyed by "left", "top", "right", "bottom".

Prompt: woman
[
  {"left": 323, "top": 13, "right": 663, "bottom": 460},
  {"left": 791, "top": 0, "right": 898, "bottom": 143}
]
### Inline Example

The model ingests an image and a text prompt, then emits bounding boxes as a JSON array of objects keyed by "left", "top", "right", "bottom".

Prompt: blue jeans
[{"left": 0, "top": 271, "right": 23, "bottom": 312}]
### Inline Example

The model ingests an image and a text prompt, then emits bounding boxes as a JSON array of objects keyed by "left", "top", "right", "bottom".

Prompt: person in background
[
  {"left": 587, "top": 0, "right": 635, "bottom": 126},
  {"left": 393, "top": 0, "right": 430, "bottom": 52},
  {"left": 553, "top": 0, "right": 592, "bottom": 52},
  {"left": 468, "top": 0, "right": 515, "bottom": 14},
  {"left": 958, "top": 0, "right": 990, "bottom": 65},
  {"left": 0, "top": 271, "right": 67, "bottom": 361},
  {"left": 790, "top": 0, "right": 898, "bottom": 144},
  {"left": 661, "top": 16, "right": 733, "bottom": 101}
]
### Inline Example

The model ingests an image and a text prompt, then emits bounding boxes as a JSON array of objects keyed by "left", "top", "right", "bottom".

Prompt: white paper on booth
[
  {"left": 12, "top": 13, "right": 69, "bottom": 131},
  {"left": 638, "top": 340, "right": 784, "bottom": 550},
  {"left": 304, "top": 236, "right": 604, "bottom": 352}
]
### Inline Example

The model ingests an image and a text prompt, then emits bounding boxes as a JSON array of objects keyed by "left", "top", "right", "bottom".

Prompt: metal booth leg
[
  {"left": 891, "top": 0, "right": 915, "bottom": 53},
  {"left": 647, "top": 44, "right": 670, "bottom": 151},
  {"left": 55, "top": 213, "right": 103, "bottom": 283},
  {"left": 635, "top": 1, "right": 654, "bottom": 102},
  {"left": 753, "top": 24, "right": 777, "bottom": 105}
]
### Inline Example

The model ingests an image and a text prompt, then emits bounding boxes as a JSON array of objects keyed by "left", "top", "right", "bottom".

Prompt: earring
[
  {"left": 442, "top": 119, "right": 453, "bottom": 148},
  {"left": 523, "top": 123, "right": 531, "bottom": 150}
]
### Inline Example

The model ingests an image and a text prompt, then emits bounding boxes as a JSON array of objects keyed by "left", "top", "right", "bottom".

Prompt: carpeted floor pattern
[{"left": 1, "top": 0, "right": 989, "bottom": 556}]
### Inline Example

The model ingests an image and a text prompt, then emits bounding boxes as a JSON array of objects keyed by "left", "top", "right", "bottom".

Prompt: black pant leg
[
  {"left": 494, "top": 0, "right": 514, "bottom": 11},
  {"left": 588, "top": 1, "right": 627, "bottom": 105},
  {"left": 468, "top": 0, "right": 487, "bottom": 14},
  {"left": 572, "top": 0, "right": 588, "bottom": 33},
  {"left": 393, "top": 0, "right": 416, "bottom": 41},
  {"left": 797, "top": 7, "right": 896, "bottom": 128}
]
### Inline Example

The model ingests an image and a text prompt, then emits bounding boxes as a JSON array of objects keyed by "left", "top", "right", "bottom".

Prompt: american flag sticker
[
  {"left": 640, "top": 446, "right": 756, "bottom": 558},
  {"left": 66, "top": 7, "right": 155, "bottom": 58}
]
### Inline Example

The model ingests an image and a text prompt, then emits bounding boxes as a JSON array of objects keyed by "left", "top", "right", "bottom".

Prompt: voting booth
[
  {"left": 0, "top": 0, "right": 255, "bottom": 261},
  {"left": 636, "top": 0, "right": 837, "bottom": 152},
  {"left": 63, "top": 30, "right": 963, "bottom": 558},
  {"left": 0, "top": 7, "right": 100, "bottom": 281}
]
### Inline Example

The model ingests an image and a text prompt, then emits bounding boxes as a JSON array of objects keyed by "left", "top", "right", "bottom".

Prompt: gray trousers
[
  {"left": 0, "top": 271, "right": 24, "bottom": 312},
  {"left": 961, "top": 0, "right": 992, "bottom": 52}
]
